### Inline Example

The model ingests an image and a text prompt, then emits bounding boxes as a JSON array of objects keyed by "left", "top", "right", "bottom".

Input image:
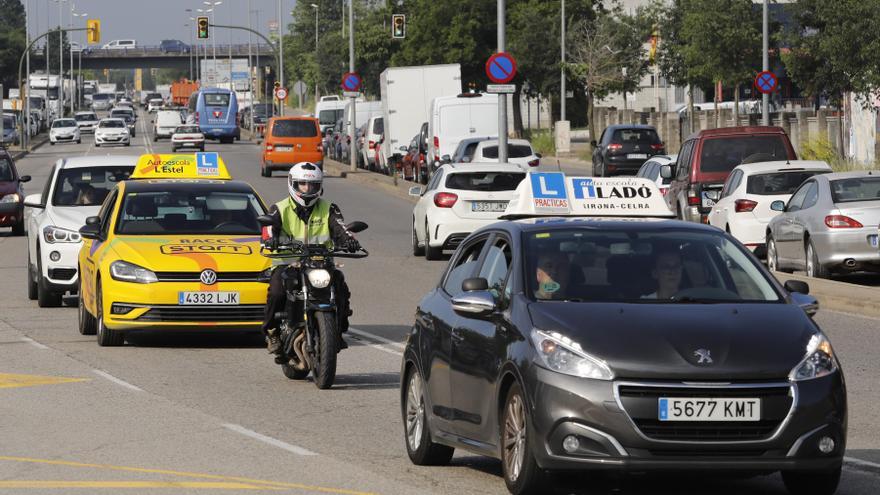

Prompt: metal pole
[
  {"left": 315, "top": 6, "right": 319, "bottom": 104},
  {"left": 348, "top": 0, "right": 356, "bottom": 173},
  {"left": 59, "top": 0, "right": 64, "bottom": 117},
  {"left": 25, "top": 0, "right": 30, "bottom": 149},
  {"left": 278, "top": 0, "right": 284, "bottom": 116},
  {"left": 560, "top": 0, "right": 565, "bottom": 122},
  {"left": 762, "top": 0, "right": 769, "bottom": 126},
  {"left": 68, "top": 12, "right": 73, "bottom": 115},
  {"left": 248, "top": 0, "right": 254, "bottom": 133},
  {"left": 497, "top": 0, "right": 508, "bottom": 163}
]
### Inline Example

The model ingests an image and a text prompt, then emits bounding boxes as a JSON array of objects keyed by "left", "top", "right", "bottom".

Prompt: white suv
[{"left": 24, "top": 156, "right": 136, "bottom": 307}]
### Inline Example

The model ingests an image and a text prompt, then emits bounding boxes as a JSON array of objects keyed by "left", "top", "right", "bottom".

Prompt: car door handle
[{"left": 451, "top": 331, "right": 465, "bottom": 343}]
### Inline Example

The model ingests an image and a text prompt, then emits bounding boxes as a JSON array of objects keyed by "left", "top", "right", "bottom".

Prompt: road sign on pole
[
  {"left": 341, "top": 72, "right": 362, "bottom": 93},
  {"left": 275, "top": 87, "right": 288, "bottom": 100},
  {"left": 486, "top": 52, "right": 517, "bottom": 84},
  {"left": 754, "top": 70, "right": 777, "bottom": 95},
  {"left": 487, "top": 84, "right": 516, "bottom": 94}
]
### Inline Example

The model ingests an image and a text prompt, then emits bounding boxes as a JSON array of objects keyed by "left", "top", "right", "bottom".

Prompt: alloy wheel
[
  {"left": 767, "top": 239, "right": 778, "bottom": 272},
  {"left": 405, "top": 372, "right": 425, "bottom": 451},
  {"left": 503, "top": 394, "right": 526, "bottom": 482}
]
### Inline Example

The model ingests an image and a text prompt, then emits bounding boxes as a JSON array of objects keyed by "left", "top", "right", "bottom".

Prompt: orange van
[{"left": 261, "top": 117, "right": 323, "bottom": 177}]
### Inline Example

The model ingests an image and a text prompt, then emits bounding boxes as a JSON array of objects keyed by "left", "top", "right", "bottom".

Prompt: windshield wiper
[{"left": 668, "top": 296, "right": 726, "bottom": 304}]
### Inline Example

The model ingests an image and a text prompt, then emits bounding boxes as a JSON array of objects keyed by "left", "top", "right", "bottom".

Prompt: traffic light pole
[
  {"left": 349, "top": 0, "right": 356, "bottom": 173},
  {"left": 497, "top": 0, "right": 508, "bottom": 163}
]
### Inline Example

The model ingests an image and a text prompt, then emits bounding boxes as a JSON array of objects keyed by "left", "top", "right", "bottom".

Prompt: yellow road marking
[
  {"left": 0, "top": 481, "right": 280, "bottom": 490},
  {"left": 0, "top": 373, "right": 89, "bottom": 389},
  {"left": 0, "top": 457, "right": 378, "bottom": 495}
]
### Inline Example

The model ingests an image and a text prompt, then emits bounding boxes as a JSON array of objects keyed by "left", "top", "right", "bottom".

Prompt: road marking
[
  {"left": 0, "top": 373, "right": 88, "bottom": 389},
  {"left": 222, "top": 423, "right": 318, "bottom": 457},
  {"left": 0, "top": 456, "right": 377, "bottom": 495},
  {"left": 348, "top": 327, "right": 406, "bottom": 351},
  {"left": 845, "top": 455, "right": 880, "bottom": 472},
  {"left": 0, "top": 480, "right": 279, "bottom": 490},
  {"left": 19, "top": 337, "right": 49, "bottom": 350},
  {"left": 92, "top": 369, "right": 144, "bottom": 392}
]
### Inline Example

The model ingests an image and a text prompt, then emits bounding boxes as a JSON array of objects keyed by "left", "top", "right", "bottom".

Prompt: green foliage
[
  {"left": 526, "top": 130, "right": 555, "bottom": 157},
  {"left": 0, "top": 0, "right": 26, "bottom": 94},
  {"left": 798, "top": 137, "right": 836, "bottom": 163}
]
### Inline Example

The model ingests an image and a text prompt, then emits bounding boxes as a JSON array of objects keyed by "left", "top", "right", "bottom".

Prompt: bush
[
  {"left": 526, "top": 130, "right": 555, "bottom": 157},
  {"left": 799, "top": 137, "right": 836, "bottom": 163}
]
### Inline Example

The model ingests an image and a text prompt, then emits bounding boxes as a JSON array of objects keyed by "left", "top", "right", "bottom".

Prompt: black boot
[{"left": 266, "top": 329, "right": 282, "bottom": 354}]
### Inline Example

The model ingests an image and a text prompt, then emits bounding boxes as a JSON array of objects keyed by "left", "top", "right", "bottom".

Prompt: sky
[{"left": 21, "top": 0, "right": 298, "bottom": 47}]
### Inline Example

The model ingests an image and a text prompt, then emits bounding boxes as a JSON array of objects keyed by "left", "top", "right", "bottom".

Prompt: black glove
[{"left": 342, "top": 237, "right": 360, "bottom": 253}]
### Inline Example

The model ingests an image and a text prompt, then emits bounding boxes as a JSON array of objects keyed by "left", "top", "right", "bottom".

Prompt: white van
[
  {"left": 315, "top": 99, "right": 346, "bottom": 135},
  {"left": 152, "top": 110, "right": 183, "bottom": 141},
  {"left": 102, "top": 40, "right": 137, "bottom": 50},
  {"left": 343, "top": 100, "right": 382, "bottom": 131},
  {"left": 427, "top": 93, "right": 499, "bottom": 171},
  {"left": 362, "top": 116, "right": 384, "bottom": 171}
]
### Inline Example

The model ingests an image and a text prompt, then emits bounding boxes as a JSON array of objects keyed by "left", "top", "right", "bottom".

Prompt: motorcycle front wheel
[{"left": 312, "top": 311, "right": 338, "bottom": 389}]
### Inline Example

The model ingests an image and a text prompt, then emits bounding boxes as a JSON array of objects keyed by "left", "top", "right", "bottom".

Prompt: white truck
[
  {"left": 156, "top": 84, "right": 172, "bottom": 102},
  {"left": 98, "top": 83, "right": 117, "bottom": 95},
  {"left": 29, "top": 74, "right": 62, "bottom": 121},
  {"left": 379, "top": 64, "right": 461, "bottom": 171}
]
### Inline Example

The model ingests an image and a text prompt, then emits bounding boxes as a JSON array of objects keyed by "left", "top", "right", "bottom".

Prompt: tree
[{"left": 0, "top": 0, "right": 26, "bottom": 94}]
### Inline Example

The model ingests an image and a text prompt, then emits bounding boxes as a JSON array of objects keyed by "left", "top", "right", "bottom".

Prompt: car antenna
[{"left": 557, "top": 158, "right": 562, "bottom": 171}]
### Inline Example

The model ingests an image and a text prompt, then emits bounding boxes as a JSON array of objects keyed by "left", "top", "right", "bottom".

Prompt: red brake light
[
  {"left": 687, "top": 196, "right": 700, "bottom": 206},
  {"left": 607, "top": 143, "right": 623, "bottom": 151},
  {"left": 434, "top": 136, "right": 440, "bottom": 161},
  {"left": 265, "top": 143, "right": 274, "bottom": 151},
  {"left": 825, "top": 215, "right": 863, "bottom": 228},
  {"left": 433, "top": 192, "right": 458, "bottom": 208},
  {"left": 651, "top": 143, "right": 665, "bottom": 151},
  {"left": 528, "top": 158, "right": 540, "bottom": 167},
  {"left": 261, "top": 226, "right": 272, "bottom": 241},
  {"left": 317, "top": 143, "right": 323, "bottom": 152},
  {"left": 368, "top": 140, "right": 375, "bottom": 149},
  {"left": 734, "top": 199, "right": 758, "bottom": 212}
]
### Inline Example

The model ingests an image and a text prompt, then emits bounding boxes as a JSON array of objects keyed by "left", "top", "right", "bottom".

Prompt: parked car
[
  {"left": 170, "top": 125, "right": 205, "bottom": 152},
  {"left": 665, "top": 126, "right": 797, "bottom": 224},
  {"left": 636, "top": 154, "right": 677, "bottom": 198},
  {"left": 94, "top": 118, "right": 131, "bottom": 147},
  {"left": 361, "top": 116, "right": 384, "bottom": 172},
  {"left": 398, "top": 134, "right": 427, "bottom": 183},
  {"left": 23, "top": 156, "right": 135, "bottom": 306},
  {"left": 709, "top": 160, "right": 832, "bottom": 255},
  {"left": 159, "top": 39, "right": 190, "bottom": 53},
  {"left": 261, "top": 117, "right": 323, "bottom": 177},
  {"left": 460, "top": 138, "right": 541, "bottom": 170},
  {"left": 0, "top": 149, "right": 30, "bottom": 235},
  {"left": 73, "top": 111, "right": 100, "bottom": 134},
  {"left": 49, "top": 118, "right": 81, "bottom": 145},
  {"left": 102, "top": 39, "right": 137, "bottom": 50},
  {"left": 591, "top": 124, "right": 665, "bottom": 177},
  {"left": 2, "top": 114, "right": 20, "bottom": 145},
  {"left": 409, "top": 162, "right": 525, "bottom": 260},
  {"left": 766, "top": 171, "right": 880, "bottom": 278},
  {"left": 152, "top": 110, "right": 183, "bottom": 141}
]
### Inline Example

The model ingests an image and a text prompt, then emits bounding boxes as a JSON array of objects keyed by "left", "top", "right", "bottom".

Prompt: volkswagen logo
[
  {"left": 199, "top": 269, "right": 218, "bottom": 285},
  {"left": 693, "top": 348, "right": 713, "bottom": 364}
]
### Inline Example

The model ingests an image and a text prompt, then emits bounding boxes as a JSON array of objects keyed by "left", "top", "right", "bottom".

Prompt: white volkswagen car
[
  {"left": 467, "top": 139, "right": 542, "bottom": 169},
  {"left": 708, "top": 160, "right": 832, "bottom": 255},
  {"left": 49, "top": 118, "right": 81, "bottom": 145},
  {"left": 410, "top": 162, "right": 526, "bottom": 260},
  {"left": 23, "top": 156, "right": 136, "bottom": 307},
  {"left": 94, "top": 118, "right": 131, "bottom": 147}
]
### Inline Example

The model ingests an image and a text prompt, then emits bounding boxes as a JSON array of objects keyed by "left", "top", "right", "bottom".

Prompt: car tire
[
  {"left": 805, "top": 240, "right": 829, "bottom": 279},
  {"left": 77, "top": 138, "right": 81, "bottom": 144},
  {"left": 199, "top": 146, "right": 205, "bottom": 152},
  {"left": 501, "top": 382, "right": 545, "bottom": 495},
  {"left": 781, "top": 466, "right": 841, "bottom": 495},
  {"left": 124, "top": 141, "right": 130, "bottom": 147},
  {"left": 96, "top": 281, "right": 124, "bottom": 346},
  {"left": 95, "top": 143, "right": 100, "bottom": 147},
  {"left": 78, "top": 282, "right": 97, "bottom": 336},
  {"left": 26, "top": 255, "right": 38, "bottom": 301},
  {"left": 153, "top": 134, "right": 158, "bottom": 142},
  {"left": 412, "top": 219, "right": 424, "bottom": 257},
  {"left": 311, "top": 311, "right": 337, "bottom": 389},
  {"left": 36, "top": 257, "right": 62, "bottom": 308},
  {"left": 424, "top": 221, "right": 442, "bottom": 261},
  {"left": 50, "top": 141, "right": 55, "bottom": 146},
  {"left": 403, "top": 367, "right": 454, "bottom": 465},
  {"left": 767, "top": 236, "right": 789, "bottom": 273},
  {"left": 261, "top": 163, "right": 271, "bottom": 177}
]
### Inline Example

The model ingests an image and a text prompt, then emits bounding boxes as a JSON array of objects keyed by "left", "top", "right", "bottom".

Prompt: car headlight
[
  {"left": 43, "top": 225, "right": 81, "bottom": 243},
  {"left": 0, "top": 193, "right": 21, "bottom": 204},
  {"left": 110, "top": 260, "right": 158, "bottom": 284},
  {"left": 257, "top": 267, "right": 274, "bottom": 282},
  {"left": 789, "top": 333, "right": 838, "bottom": 381},
  {"left": 530, "top": 329, "right": 614, "bottom": 380},
  {"left": 306, "top": 268, "right": 331, "bottom": 289}
]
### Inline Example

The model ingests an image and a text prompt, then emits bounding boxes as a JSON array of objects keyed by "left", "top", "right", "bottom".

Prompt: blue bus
[{"left": 187, "top": 88, "right": 239, "bottom": 143}]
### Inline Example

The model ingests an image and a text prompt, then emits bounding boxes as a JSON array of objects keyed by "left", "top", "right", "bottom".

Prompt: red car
[
  {"left": 0, "top": 149, "right": 30, "bottom": 235},
  {"left": 397, "top": 133, "right": 428, "bottom": 184}
]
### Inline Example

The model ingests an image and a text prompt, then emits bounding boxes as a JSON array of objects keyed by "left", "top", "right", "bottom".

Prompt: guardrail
[{"left": 33, "top": 44, "right": 275, "bottom": 58}]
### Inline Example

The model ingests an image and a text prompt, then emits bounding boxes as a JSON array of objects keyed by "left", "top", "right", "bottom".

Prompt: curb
[
  {"left": 771, "top": 271, "right": 880, "bottom": 320},
  {"left": 844, "top": 456, "right": 880, "bottom": 476},
  {"left": 9, "top": 135, "right": 50, "bottom": 160}
]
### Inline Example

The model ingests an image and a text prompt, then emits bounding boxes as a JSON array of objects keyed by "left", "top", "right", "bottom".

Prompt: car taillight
[
  {"left": 194, "top": 113, "right": 199, "bottom": 123},
  {"left": 734, "top": 199, "right": 758, "bottom": 212},
  {"left": 265, "top": 143, "right": 274, "bottom": 151},
  {"left": 528, "top": 158, "right": 540, "bottom": 167},
  {"left": 607, "top": 143, "right": 622, "bottom": 151},
  {"left": 825, "top": 215, "right": 863, "bottom": 228},
  {"left": 434, "top": 136, "right": 440, "bottom": 161},
  {"left": 651, "top": 143, "right": 665, "bottom": 152},
  {"left": 687, "top": 188, "right": 699, "bottom": 206},
  {"left": 317, "top": 143, "right": 323, "bottom": 153},
  {"left": 434, "top": 192, "right": 458, "bottom": 208},
  {"left": 368, "top": 140, "right": 375, "bottom": 149}
]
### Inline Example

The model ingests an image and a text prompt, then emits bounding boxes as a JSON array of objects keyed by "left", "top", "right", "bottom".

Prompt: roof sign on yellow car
[
  {"left": 131, "top": 153, "right": 231, "bottom": 180},
  {"left": 501, "top": 172, "right": 675, "bottom": 219}
]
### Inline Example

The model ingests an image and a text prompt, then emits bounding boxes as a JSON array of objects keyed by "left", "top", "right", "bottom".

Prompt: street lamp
[
  {"left": 203, "top": 1, "right": 222, "bottom": 66},
  {"left": 53, "top": 0, "right": 68, "bottom": 117},
  {"left": 311, "top": 3, "right": 318, "bottom": 103},
  {"left": 197, "top": 8, "right": 213, "bottom": 85},
  {"left": 72, "top": 10, "right": 88, "bottom": 111}
]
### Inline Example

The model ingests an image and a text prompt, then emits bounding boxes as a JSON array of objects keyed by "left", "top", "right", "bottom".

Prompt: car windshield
[
  {"left": 28, "top": 97, "right": 44, "bottom": 108},
  {"left": 204, "top": 93, "right": 230, "bottom": 106},
  {"left": 830, "top": 177, "right": 880, "bottom": 203},
  {"left": 445, "top": 171, "right": 525, "bottom": 191},
  {"left": 272, "top": 120, "right": 317, "bottom": 137},
  {"left": 75, "top": 114, "right": 97, "bottom": 121},
  {"left": 747, "top": 171, "right": 827, "bottom": 195},
  {"left": 52, "top": 166, "right": 133, "bottom": 207},
  {"left": 3, "top": 115, "right": 15, "bottom": 127},
  {"left": 700, "top": 136, "right": 789, "bottom": 173},
  {"left": 52, "top": 119, "right": 77, "bottom": 128},
  {"left": 612, "top": 128, "right": 661, "bottom": 144},
  {"left": 524, "top": 228, "right": 781, "bottom": 303},
  {"left": 100, "top": 120, "right": 125, "bottom": 128},
  {"left": 0, "top": 158, "right": 13, "bottom": 181},
  {"left": 318, "top": 109, "right": 343, "bottom": 125},
  {"left": 111, "top": 110, "right": 133, "bottom": 117},
  {"left": 92, "top": 94, "right": 111, "bottom": 101},
  {"left": 116, "top": 190, "right": 266, "bottom": 235},
  {"left": 481, "top": 144, "right": 533, "bottom": 159},
  {"left": 175, "top": 126, "right": 201, "bottom": 134}
]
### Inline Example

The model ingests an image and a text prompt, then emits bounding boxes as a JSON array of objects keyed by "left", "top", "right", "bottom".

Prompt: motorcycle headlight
[
  {"left": 789, "top": 333, "right": 838, "bottom": 381},
  {"left": 110, "top": 260, "right": 158, "bottom": 284},
  {"left": 306, "top": 268, "right": 331, "bottom": 289},
  {"left": 43, "top": 225, "right": 81, "bottom": 243},
  {"left": 1, "top": 193, "right": 21, "bottom": 204},
  {"left": 530, "top": 329, "right": 614, "bottom": 380}
]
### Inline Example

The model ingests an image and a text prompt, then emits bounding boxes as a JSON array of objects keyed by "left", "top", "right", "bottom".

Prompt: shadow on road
[
  {"left": 324, "top": 371, "right": 400, "bottom": 391},
  {"left": 122, "top": 331, "right": 264, "bottom": 349}
]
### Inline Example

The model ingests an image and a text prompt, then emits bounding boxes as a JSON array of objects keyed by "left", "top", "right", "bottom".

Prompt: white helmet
[{"left": 287, "top": 162, "right": 323, "bottom": 207}]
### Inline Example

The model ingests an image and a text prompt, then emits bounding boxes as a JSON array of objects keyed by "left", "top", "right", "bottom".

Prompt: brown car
[
  {"left": 0, "top": 149, "right": 30, "bottom": 235},
  {"left": 261, "top": 117, "right": 324, "bottom": 177},
  {"left": 664, "top": 126, "right": 797, "bottom": 223}
]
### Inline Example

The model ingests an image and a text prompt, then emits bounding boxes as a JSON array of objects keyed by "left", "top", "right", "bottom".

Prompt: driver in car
[
  {"left": 534, "top": 251, "right": 572, "bottom": 300},
  {"left": 643, "top": 248, "right": 683, "bottom": 299}
]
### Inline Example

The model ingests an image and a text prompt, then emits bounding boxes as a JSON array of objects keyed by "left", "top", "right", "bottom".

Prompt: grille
[
  {"left": 136, "top": 305, "right": 264, "bottom": 322},
  {"left": 154, "top": 271, "right": 264, "bottom": 282},
  {"left": 617, "top": 383, "right": 793, "bottom": 442},
  {"left": 49, "top": 268, "right": 77, "bottom": 280},
  {"left": 648, "top": 449, "right": 766, "bottom": 457}
]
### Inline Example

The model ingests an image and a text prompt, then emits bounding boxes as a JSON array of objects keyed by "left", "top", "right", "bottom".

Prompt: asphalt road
[{"left": 0, "top": 108, "right": 878, "bottom": 494}]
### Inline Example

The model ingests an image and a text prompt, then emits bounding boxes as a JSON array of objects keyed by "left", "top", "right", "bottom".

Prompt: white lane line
[
  {"left": 348, "top": 327, "right": 406, "bottom": 350},
  {"left": 19, "top": 337, "right": 49, "bottom": 350},
  {"left": 222, "top": 423, "right": 318, "bottom": 456},
  {"left": 844, "top": 456, "right": 880, "bottom": 472},
  {"left": 92, "top": 369, "right": 144, "bottom": 392},
  {"left": 347, "top": 328, "right": 404, "bottom": 357}
]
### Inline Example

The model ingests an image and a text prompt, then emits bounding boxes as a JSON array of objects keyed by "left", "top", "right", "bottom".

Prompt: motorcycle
[{"left": 258, "top": 216, "right": 368, "bottom": 389}]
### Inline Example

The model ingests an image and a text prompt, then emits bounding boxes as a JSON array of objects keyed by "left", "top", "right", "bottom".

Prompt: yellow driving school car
[{"left": 77, "top": 153, "right": 272, "bottom": 346}]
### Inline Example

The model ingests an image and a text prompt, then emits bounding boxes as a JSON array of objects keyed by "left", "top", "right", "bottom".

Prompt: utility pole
[
  {"left": 560, "top": 0, "right": 565, "bottom": 122},
  {"left": 25, "top": 0, "right": 30, "bottom": 149},
  {"left": 497, "top": 0, "right": 508, "bottom": 163},
  {"left": 348, "top": 0, "right": 356, "bottom": 172},
  {"left": 57, "top": 0, "right": 66, "bottom": 117},
  {"left": 278, "top": 0, "right": 284, "bottom": 116},
  {"left": 312, "top": 4, "right": 319, "bottom": 104},
  {"left": 248, "top": 0, "right": 254, "bottom": 132},
  {"left": 762, "top": 0, "right": 769, "bottom": 126}
]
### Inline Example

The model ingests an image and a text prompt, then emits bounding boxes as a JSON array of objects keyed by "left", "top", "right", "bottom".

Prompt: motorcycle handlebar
[{"left": 260, "top": 242, "right": 369, "bottom": 259}]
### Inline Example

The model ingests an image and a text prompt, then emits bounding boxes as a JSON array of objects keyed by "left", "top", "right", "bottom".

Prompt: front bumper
[
  {"left": 40, "top": 241, "right": 82, "bottom": 291},
  {"left": 77, "top": 124, "right": 96, "bottom": 133},
  {"left": 95, "top": 134, "right": 130, "bottom": 145},
  {"left": 172, "top": 139, "right": 205, "bottom": 148},
  {"left": 50, "top": 133, "right": 79, "bottom": 143},
  {"left": 526, "top": 366, "right": 846, "bottom": 473},
  {"left": 0, "top": 202, "right": 23, "bottom": 227},
  {"left": 429, "top": 216, "right": 498, "bottom": 250}
]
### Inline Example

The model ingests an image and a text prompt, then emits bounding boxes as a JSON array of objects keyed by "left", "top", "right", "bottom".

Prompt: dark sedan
[
  {"left": 401, "top": 217, "right": 846, "bottom": 495},
  {"left": 592, "top": 124, "right": 665, "bottom": 177},
  {"left": 0, "top": 150, "right": 30, "bottom": 235}
]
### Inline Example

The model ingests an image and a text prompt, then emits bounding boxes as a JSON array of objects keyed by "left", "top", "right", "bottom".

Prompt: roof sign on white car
[{"left": 501, "top": 172, "right": 674, "bottom": 219}]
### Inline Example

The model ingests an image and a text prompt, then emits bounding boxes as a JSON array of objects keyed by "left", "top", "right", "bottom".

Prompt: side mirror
[
  {"left": 399, "top": 146, "right": 408, "bottom": 152},
  {"left": 441, "top": 154, "right": 451, "bottom": 164},
  {"left": 345, "top": 221, "right": 368, "bottom": 233},
  {"left": 23, "top": 193, "right": 44, "bottom": 209},
  {"left": 408, "top": 186, "right": 424, "bottom": 197},
  {"left": 784, "top": 280, "right": 810, "bottom": 294},
  {"left": 256, "top": 215, "right": 274, "bottom": 226},
  {"left": 590, "top": 140, "right": 598, "bottom": 147},
  {"left": 85, "top": 215, "right": 101, "bottom": 226},
  {"left": 79, "top": 223, "right": 101, "bottom": 240},
  {"left": 659, "top": 164, "right": 673, "bottom": 180},
  {"left": 20, "top": 175, "right": 31, "bottom": 183},
  {"left": 770, "top": 200, "right": 786, "bottom": 212},
  {"left": 461, "top": 156, "right": 471, "bottom": 163},
  {"left": 462, "top": 277, "right": 488, "bottom": 291},
  {"left": 452, "top": 288, "right": 496, "bottom": 317}
]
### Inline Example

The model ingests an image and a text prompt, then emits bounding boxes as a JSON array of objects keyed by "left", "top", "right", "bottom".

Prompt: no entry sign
[
  {"left": 486, "top": 52, "right": 517, "bottom": 84},
  {"left": 341, "top": 72, "right": 362, "bottom": 93},
  {"left": 755, "top": 71, "right": 778, "bottom": 94}
]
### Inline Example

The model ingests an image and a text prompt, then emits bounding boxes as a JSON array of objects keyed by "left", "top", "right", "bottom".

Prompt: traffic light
[
  {"left": 392, "top": 14, "right": 405, "bottom": 39},
  {"left": 87, "top": 19, "right": 100, "bottom": 44},
  {"left": 197, "top": 16, "right": 209, "bottom": 39}
]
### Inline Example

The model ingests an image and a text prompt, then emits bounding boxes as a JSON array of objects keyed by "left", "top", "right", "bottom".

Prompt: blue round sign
[
  {"left": 755, "top": 70, "right": 777, "bottom": 94},
  {"left": 486, "top": 52, "right": 517, "bottom": 84},
  {"left": 341, "top": 72, "right": 362, "bottom": 92}
]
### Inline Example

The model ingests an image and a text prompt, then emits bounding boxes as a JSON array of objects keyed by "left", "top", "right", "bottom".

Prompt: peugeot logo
[
  {"left": 199, "top": 269, "right": 218, "bottom": 285},
  {"left": 694, "top": 348, "right": 713, "bottom": 364}
]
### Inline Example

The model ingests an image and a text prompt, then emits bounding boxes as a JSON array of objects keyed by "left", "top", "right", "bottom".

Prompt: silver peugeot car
[{"left": 766, "top": 171, "right": 880, "bottom": 277}]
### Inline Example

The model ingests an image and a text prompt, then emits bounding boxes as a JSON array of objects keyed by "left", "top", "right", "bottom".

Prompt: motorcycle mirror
[
  {"left": 346, "top": 221, "right": 368, "bottom": 233},
  {"left": 256, "top": 215, "right": 274, "bottom": 226}
]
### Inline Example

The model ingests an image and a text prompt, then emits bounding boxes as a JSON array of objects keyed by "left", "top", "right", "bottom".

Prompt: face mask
[{"left": 540, "top": 281, "right": 560, "bottom": 293}]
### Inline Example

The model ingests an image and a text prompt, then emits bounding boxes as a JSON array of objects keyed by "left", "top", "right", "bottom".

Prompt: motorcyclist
[{"left": 262, "top": 162, "right": 360, "bottom": 354}]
